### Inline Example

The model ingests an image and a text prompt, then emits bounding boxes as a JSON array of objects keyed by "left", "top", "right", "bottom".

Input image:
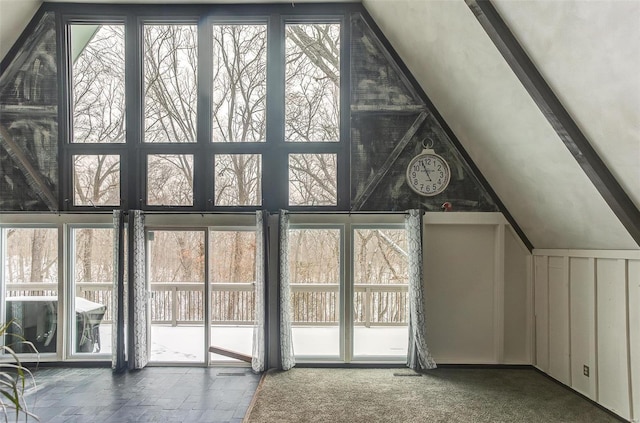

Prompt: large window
[
  {"left": 68, "top": 22, "right": 125, "bottom": 209},
  {"left": 2, "top": 227, "right": 58, "bottom": 354},
  {"left": 71, "top": 24, "right": 125, "bottom": 144},
  {"left": 285, "top": 23, "right": 340, "bottom": 143},
  {"left": 212, "top": 24, "right": 267, "bottom": 143},
  {"left": 64, "top": 11, "right": 345, "bottom": 211},
  {"left": 144, "top": 24, "right": 198, "bottom": 144}
]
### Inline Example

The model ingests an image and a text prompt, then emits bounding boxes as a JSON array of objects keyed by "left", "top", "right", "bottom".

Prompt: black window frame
[{"left": 57, "top": 3, "right": 354, "bottom": 213}]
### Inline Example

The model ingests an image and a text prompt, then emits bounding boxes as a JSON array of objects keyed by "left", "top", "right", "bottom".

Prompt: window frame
[
  {"left": 66, "top": 223, "right": 114, "bottom": 359},
  {"left": 59, "top": 5, "right": 352, "bottom": 212}
]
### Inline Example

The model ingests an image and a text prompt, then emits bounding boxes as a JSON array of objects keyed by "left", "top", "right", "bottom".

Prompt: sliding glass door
[
  {"left": 147, "top": 229, "right": 205, "bottom": 363},
  {"left": 209, "top": 229, "right": 256, "bottom": 363},
  {"left": 144, "top": 223, "right": 258, "bottom": 365},
  {"left": 288, "top": 226, "right": 342, "bottom": 359},
  {"left": 288, "top": 217, "right": 409, "bottom": 363},
  {"left": 69, "top": 226, "right": 113, "bottom": 357},
  {"left": 352, "top": 226, "right": 408, "bottom": 360}
]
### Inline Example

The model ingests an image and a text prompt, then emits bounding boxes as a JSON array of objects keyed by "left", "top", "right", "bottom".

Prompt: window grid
[{"left": 61, "top": 10, "right": 349, "bottom": 212}]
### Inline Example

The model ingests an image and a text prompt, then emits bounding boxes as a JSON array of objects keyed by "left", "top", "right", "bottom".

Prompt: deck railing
[{"left": 5, "top": 282, "right": 408, "bottom": 327}]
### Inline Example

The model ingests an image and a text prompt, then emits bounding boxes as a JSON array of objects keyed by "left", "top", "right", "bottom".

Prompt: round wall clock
[{"left": 406, "top": 146, "right": 451, "bottom": 196}]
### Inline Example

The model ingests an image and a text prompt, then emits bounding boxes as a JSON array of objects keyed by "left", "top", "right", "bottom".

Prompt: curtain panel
[
  {"left": 406, "top": 209, "right": 437, "bottom": 370},
  {"left": 128, "top": 210, "right": 149, "bottom": 369},
  {"left": 252, "top": 210, "right": 267, "bottom": 372},
  {"left": 112, "top": 210, "right": 125, "bottom": 371},
  {"left": 279, "top": 211, "right": 295, "bottom": 370}
]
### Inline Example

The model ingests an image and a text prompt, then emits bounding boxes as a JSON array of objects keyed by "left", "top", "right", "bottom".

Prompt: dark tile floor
[{"left": 18, "top": 367, "right": 261, "bottom": 423}]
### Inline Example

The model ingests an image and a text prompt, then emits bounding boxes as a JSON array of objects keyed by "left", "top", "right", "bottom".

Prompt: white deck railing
[{"left": 6, "top": 282, "right": 408, "bottom": 327}]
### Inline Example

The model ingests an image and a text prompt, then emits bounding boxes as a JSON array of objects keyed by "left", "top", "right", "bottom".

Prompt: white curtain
[
  {"left": 252, "top": 210, "right": 266, "bottom": 372},
  {"left": 406, "top": 209, "right": 437, "bottom": 370},
  {"left": 112, "top": 210, "right": 123, "bottom": 370},
  {"left": 279, "top": 211, "right": 295, "bottom": 370},
  {"left": 129, "top": 210, "right": 149, "bottom": 369}
]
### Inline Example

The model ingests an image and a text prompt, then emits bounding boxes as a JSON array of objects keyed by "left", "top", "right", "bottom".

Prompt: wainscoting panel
[
  {"left": 548, "top": 256, "right": 570, "bottom": 386},
  {"left": 596, "top": 258, "right": 630, "bottom": 421},
  {"left": 534, "top": 250, "right": 640, "bottom": 422},
  {"left": 534, "top": 255, "right": 549, "bottom": 372},
  {"left": 568, "top": 257, "right": 596, "bottom": 400}
]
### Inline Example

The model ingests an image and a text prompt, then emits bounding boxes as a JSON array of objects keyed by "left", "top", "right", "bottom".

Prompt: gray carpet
[{"left": 244, "top": 368, "right": 622, "bottom": 423}]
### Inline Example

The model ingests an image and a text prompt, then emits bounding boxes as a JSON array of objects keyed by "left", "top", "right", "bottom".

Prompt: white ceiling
[
  {"left": 1, "top": 0, "right": 638, "bottom": 250},
  {"left": 0, "top": 0, "right": 41, "bottom": 60},
  {"left": 364, "top": 0, "right": 639, "bottom": 249}
]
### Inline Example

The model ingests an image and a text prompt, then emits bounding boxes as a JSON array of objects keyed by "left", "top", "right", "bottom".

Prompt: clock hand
[{"left": 421, "top": 161, "right": 432, "bottom": 181}]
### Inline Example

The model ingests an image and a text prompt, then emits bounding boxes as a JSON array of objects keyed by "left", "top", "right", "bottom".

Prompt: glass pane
[
  {"left": 209, "top": 231, "right": 256, "bottom": 283},
  {"left": 289, "top": 228, "right": 340, "bottom": 357},
  {"left": 147, "top": 154, "right": 193, "bottom": 206},
  {"left": 209, "top": 230, "right": 256, "bottom": 362},
  {"left": 289, "top": 154, "right": 337, "bottom": 206},
  {"left": 71, "top": 228, "right": 112, "bottom": 354},
  {"left": 3, "top": 228, "right": 58, "bottom": 354},
  {"left": 148, "top": 230, "right": 205, "bottom": 362},
  {"left": 212, "top": 24, "right": 267, "bottom": 142},
  {"left": 214, "top": 154, "right": 262, "bottom": 206},
  {"left": 285, "top": 23, "right": 340, "bottom": 142},
  {"left": 353, "top": 228, "right": 408, "bottom": 358},
  {"left": 73, "top": 154, "right": 120, "bottom": 206},
  {"left": 144, "top": 24, "right": 197, "bottom": 143},
  {"left": 71, "top": 24, "right": 125, "bottom": 143}
]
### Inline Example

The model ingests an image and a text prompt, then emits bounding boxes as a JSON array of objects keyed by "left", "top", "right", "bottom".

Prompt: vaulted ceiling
[{"left": 1, "top": 0, "right": 638, "bottom": 250}]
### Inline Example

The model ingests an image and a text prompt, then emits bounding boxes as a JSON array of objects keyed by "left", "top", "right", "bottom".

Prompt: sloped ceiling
[
  {"left": 0, "top": 0, "right": 41, "bottom": 61},
  {"left": 364, "top": 0, "right": 638, "bottom": 250},
  {"left": 1, "top": 0, "right": 638, "bottom": 250}
]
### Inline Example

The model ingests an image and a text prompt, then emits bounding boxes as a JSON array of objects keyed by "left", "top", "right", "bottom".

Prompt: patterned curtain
[
  {"left": 129, "top": 210, "right": 149, "bottom": 369},
  {"left": 279, "top": 211, "right": 295, "bottom": 370},
  {"left": 112, "top": 210, "right": 124, "bottom": 370},
  {"left": 406, "top": 209, "right": 437, "bottom": 370},
  {"left": 252, "top": 210, "right": 267, "bottom": 372}
]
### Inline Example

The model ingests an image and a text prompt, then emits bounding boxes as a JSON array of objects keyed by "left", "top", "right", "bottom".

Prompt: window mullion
[
  {"left": 125, "top": 14, "right": 142, "bottom": 211},
  {"left": 197, "top": 16, "right": 213, "bottom": 210},
  {"left": 264, "top": 15, "right": 287, "bottom": 211}
]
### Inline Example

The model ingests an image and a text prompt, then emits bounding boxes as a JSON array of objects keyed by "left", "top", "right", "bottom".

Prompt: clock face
[{"left": 406, "top": 153, "right": 451, "bottom": 196}]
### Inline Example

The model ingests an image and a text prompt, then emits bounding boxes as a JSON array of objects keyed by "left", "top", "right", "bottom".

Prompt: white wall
[
  {"left": 534, "top": 249, "right": 640, "bottom": 421},
  {"left": 423, "top": 213, "right": 531, "bottom": 365}
]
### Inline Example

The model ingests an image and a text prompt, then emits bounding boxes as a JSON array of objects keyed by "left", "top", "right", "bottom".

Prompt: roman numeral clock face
[{"left": 406, "top": 151, "right": 451, "bottom": 196}]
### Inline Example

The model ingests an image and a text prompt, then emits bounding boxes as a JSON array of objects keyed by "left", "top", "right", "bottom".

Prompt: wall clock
[{"left": 406, "top": 142, "right": 451, "bottom": 196}]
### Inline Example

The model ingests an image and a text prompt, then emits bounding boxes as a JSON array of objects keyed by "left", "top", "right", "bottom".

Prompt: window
[
  {"left": 70, "top": 24, "right": 125, "bottom": 144},
  {"left": 63, "top": 11, "right": 346, "bottom": 212},
  {"left": 285, "top": 23, "right": 340, "bottom": 143},
  {"left": 73, "top": 154, "right": 120, "bottom": 206},
  {"left": 147, "top": 154, "right": 194, "bottom": 206},
  {"left": 212, "top": 24, "right": 267, "bottom": 143},
  {"left": 2, "top": 227, "right": 59, "bottom": 354},
  {"left": 70, "top": 227, "right": 113, "bottom": 355},
  {"left": 214, "top": 154, "right": 262, "bottom": 206},
  {"left": 289, "top": 153, "right": 337, "bottom": 206},
  {"left": 144, "top": 24, "right": 198, "bottom": 143}
]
